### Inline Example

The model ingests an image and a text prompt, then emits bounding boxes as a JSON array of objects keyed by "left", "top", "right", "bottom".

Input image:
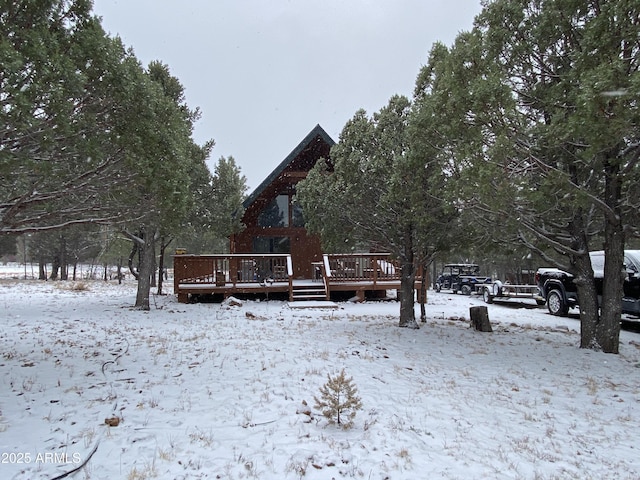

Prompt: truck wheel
[
  {"left": 461, "top": 285, "right": 472, "bottom": 296},
  {"left": 547, "top": 289, "right": 568, "bottom": 316},
  {"left": 435, "top": 284, "right": 441, "bottom": 292},
  {"left": 483, "top": 288, "right": 494, "bottom": 304}
]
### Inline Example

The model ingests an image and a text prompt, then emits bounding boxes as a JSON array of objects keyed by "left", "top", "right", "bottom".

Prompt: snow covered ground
[{"left": 0, "top": 264, "right": 639, "bottom": 479}]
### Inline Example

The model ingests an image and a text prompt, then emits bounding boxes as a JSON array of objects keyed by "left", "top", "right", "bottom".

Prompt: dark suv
[
  {"left": 435, "top": 263, "right": 491, "bottom": 295},
  {"left": 535, "top": 250, "right": 640, "bottom": 316}
]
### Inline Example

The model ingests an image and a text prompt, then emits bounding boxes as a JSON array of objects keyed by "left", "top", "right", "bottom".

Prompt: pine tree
[{"left": 313, "top": 369, "right": 362, "bottom": 428}]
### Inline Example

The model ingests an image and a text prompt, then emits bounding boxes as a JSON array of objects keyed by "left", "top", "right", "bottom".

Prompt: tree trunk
[
  {"left": 151, "top": 250, "right": 157, "bottom": 288},
  {"left": 419, "top": 262, "right": 428, "bottom": 322},
  {"left": 128, "top": 240, "right": 140, "bottom": 280},
  {"left": 398, "top": 257, "right": 419, "bottom": 329},
  {"left": 599, "top": 240, "right": 623, "bottom": 353},
  {"left": 598, "top": 156, "right": 624, "bottom": 354},
  {"left": 470, "top": 306, "right": 492, "bottom": 332},
  {"left": 157, "top": 237, "right": 171, "bottom": 296},
  {"left": 573, "top": 250, "right": 600, "bottom": 349},
  {"left": 39, "top": 257, "right": 47, "bottom": 280},
  {"left": 564, "top": 212, "right": 599, "bottom": 349},
  {"left": 59, "top": 235, "right": 68, "bottom": 280},
  {"left": 134, "top": 227, "right": 157, "bottom": 310},
  {"left": 117, "top": 257, "right": 123, "bottom": 285},
  {"left": 49, "top": 255, "right": 60, "bottom": 280}
]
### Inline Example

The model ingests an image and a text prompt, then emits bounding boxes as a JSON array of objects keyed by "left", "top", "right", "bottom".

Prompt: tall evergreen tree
[
  {"left": 120, "top": 62, "right": 207, "bottom": 310},
  {"left": 298, "top": 95, "right": 453, "bottom": 328},
  {"left": 417, "top": 0, "right": 640, "bottom": 352},
  {"left": 0, "top": 0, "right": 139, "bottom": 234}
]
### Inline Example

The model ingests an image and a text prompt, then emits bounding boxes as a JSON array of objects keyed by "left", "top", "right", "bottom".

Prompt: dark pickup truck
[{"left": 535, "top": 250, "right": 640, "bottom": 317}]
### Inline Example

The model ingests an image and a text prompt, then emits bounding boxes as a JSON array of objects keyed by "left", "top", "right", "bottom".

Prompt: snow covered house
[
  {"left": 174, "top": 125, "right": 420, "bottom": 303},
  {"left": 229, "top": 124, "right": 333, "bottom": 279}
]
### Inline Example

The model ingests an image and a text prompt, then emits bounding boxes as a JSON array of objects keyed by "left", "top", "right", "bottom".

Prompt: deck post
[
  {"left": 177, "top": 292, "right": 189, "bottom": 303},
  {"left": 322, "top": 255, "right": 332, "bottom": 300},
  {"left": 372, "top": 255, "right": 378, "bottom": 288},
  {"left": 230, "top": 257, "right": 238, "bottom": 287}
]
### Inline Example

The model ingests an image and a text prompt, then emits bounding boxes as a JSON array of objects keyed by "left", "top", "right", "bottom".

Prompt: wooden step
[
  {"left": 292, "top": 291, "right": 326, "bottom": 297},
  {"left": 291, "top": 285, "right": 328, "bottom": 301},
  {"left": 288, "top": 300, "right": 339, "bottom": 309}
]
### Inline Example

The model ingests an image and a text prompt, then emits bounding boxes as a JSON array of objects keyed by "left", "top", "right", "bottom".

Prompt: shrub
[{"left": 314, "top": 369, "right": 362, "bottom": 428}]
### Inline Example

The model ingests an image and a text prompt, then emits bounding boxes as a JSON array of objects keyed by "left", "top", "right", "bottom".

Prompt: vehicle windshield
[
  {"left": 449, "top": 265, "right": 479, "bottom": 275},
  {"left": 625, "top": 254, "right": 639, "bottom": 273}
]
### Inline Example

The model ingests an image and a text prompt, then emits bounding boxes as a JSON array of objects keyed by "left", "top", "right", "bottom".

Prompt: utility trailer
[{"left": 480, "top": 280, "right": 545, "bottom": 305}]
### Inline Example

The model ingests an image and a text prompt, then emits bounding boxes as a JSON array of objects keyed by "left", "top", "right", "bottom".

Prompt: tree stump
[{"left": 470, "top": 306, "right": 492, "bottom": 332}]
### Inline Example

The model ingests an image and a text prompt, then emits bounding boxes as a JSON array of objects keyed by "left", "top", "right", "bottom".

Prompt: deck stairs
[{"left": 290, "top": 281, "right": 328, "bottom": 301}]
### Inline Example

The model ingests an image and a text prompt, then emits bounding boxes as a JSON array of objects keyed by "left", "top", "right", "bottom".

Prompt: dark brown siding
[{"left": 230, "top": 128, "right": 333, "bottom": 279}]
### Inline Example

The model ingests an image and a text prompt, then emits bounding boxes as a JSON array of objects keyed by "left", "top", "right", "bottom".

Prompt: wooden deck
[{"left": 174, "top": 253, "right": 423, "bottom": 303}]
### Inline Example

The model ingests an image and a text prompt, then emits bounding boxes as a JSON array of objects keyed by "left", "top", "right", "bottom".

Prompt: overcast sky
[{"left": 92, "top": 0, "right": 483, "bottom": 191}]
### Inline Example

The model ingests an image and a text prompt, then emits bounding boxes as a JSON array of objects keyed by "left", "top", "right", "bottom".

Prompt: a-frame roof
[{"left": 243, "top": 124, "right": 335, "bottom": 209}]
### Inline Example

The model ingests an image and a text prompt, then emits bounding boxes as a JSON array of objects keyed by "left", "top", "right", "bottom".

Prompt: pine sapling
[{"left": 314, "top": 369, "right": 362, "bottom": 428}]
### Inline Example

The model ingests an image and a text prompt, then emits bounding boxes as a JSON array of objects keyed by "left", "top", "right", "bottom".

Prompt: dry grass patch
[{"left": 55, "top": 281, "right": 90, "bottom": 292}]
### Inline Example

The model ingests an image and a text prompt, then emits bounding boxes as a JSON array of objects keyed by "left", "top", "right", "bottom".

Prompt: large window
[
  {"left": 257, "top": 194, "right": 306, "bottom": 228},
  {"left": 258, "top": 195, "right": 289, "bottom": 227},
  {"left": 253, "top": 236, "right": 290, "bottom": 254}
]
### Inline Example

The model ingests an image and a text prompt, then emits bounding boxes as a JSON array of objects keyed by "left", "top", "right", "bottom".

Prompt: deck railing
[
  {"left": 174, "top": 252, "right": 422, "bottom": 303},
  {"left": 323, "top": 253, "right": 401, "bottom": 283},
  {"left": 174, "top": 254, "right": 292, "bottom": 289}
]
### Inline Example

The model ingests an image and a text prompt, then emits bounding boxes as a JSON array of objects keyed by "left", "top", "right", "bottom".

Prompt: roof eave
[{"left": 242, "top": 124, "right": 335, "bottom": 209}]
